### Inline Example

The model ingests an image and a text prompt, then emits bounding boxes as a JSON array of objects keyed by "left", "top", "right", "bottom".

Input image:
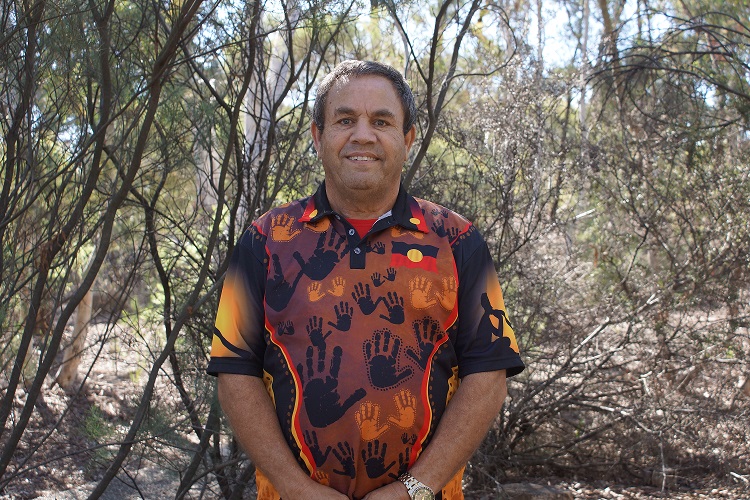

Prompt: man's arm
[
  {"left": 363, "top": 369, "right": 507, "bottom": 499},
  {"left": 218, "top": 373, "right": 348, "bottom": 499}
]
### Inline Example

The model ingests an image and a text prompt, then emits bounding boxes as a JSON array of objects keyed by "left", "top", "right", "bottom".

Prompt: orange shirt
[{"left": 208, "top": 183, "right": 524, "bottom": 499}]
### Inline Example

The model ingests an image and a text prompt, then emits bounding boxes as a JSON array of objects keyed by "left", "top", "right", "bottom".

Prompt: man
[{"left": 207, "top": 60, "right": 524, "bottom": 500}]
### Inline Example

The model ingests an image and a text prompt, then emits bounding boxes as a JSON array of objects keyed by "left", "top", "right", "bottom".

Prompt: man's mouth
[{"left": 347, "top": 156, "right": 378, "bottom": 161}]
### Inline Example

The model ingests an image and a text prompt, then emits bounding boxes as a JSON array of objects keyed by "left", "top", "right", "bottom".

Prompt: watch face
[{"left": 414, "top": 488, "right": 434, "bottom": 500}]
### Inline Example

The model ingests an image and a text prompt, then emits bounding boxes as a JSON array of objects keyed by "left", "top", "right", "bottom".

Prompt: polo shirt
[{"left": 208, "top": 182, "right": 524, "bottom": 499}]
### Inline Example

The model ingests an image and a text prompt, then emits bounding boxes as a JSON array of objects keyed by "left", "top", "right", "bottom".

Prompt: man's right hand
[
  {"left": 280, "top": 479, "right": 349, "bottom": 499},
  {"left": 219, "top": 374, "right": 349, "bottom": 500}
]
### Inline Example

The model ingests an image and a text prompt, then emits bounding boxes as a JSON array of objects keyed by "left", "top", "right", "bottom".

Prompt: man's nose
[{"left": 350, "top": 121, "right": 376, "bottom": 143}]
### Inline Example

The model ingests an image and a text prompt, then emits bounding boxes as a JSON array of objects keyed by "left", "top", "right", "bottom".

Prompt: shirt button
[
  {"left": 348, "top": 229, "right": 356, "bottom": 236},
  {"left": 353, "top": 248, "right": 361, "bottom": 255}
]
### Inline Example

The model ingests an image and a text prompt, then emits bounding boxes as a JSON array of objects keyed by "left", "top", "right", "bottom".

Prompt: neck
[{"left": 325, "top": 184, "right": 399, "bottom": 219}]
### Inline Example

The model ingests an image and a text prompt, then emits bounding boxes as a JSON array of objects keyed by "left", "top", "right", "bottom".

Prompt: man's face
[{"left": 312, "top": 75, "right": 416, "bottom": 206}]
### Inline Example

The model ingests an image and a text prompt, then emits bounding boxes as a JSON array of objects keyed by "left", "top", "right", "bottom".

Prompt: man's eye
[
  {"left": 340, "top": 118, "right": 352, "bottom": 125},
  {"left": 374, "top": 120, "right": 386, "bottom": 126}
]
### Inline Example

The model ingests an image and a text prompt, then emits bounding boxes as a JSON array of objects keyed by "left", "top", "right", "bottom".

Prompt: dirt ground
[{"left": 1, "top": 324, "right": 748, "bottom": 499}]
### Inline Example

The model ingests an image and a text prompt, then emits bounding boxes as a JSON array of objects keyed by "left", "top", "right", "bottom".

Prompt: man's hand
[
  {"left": 282, "top": 480, "right": 349, "bottom": 499},
  {"left": 218, "top": 374, "right": 349, "bottom": 499},
  {"left": 362, "top": 480, "right": 410, "bottom": 500}
]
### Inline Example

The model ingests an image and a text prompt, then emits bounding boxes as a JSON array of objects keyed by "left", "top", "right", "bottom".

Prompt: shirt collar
[{"left": 299, "top": 181, "right": 429, "bottom": 234}]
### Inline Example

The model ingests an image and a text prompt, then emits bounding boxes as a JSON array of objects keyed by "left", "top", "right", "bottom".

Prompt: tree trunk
[{"left": 54, "top": 288, "right": 93, "bottom": 389}]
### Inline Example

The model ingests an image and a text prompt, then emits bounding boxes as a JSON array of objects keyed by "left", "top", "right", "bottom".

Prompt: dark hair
[{"left": 313, "top": 60, "right": 417, "bottom": 135}]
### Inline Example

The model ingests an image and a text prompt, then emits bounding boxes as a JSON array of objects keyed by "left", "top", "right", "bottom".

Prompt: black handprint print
[
  {"left": 277, "top": 320, "right": 294, "bottom": 336},
  {"left": 294, "top": 231, "right": 347, "bottom": 281},
  {"left": 307, "top": 316, "right": 332, "bottom": 347},
  {"left": 352, "top": 282, "right": 379, "bottom": 315},
  {"left": 267, "top": 254, "right": 303, "bottom": 311},
  {"left": 405, "top": 317, "right": 444, "bottom": 369},
  {"left": 298, "top": 345, "right": 366, "bottom": 427},
  {"left": 379, "top": 292, "right": 405, "bottom": 324},
  {"left": 401, "top": 433, "right": 418, "bottom": 446},
  {"left": 332, "top": 441, "right": 356, "bottom": 478},
  {"left": 367, "top": 241, "right": 386, "bottom": 254},
  {"left": 361, "top": 440, "right": 395, "bottom": 479},
  {"left": 371, "top": 272, "right": 385, "bottom": 287},
  {"left": 364, "top": 329, "right": 413, "bottom": 390},
  {"left": 386, "top": 268, "right": 397, "bottom": 281},
  {"left": 447, "top": 226, "right": 460, "bottom": 241},
  {"left": 432, "top": 218, "right": 448, "bottom": 238},
  {"left": 388, "top": 447, "right": 411, "bottom": 479},
  {"left": 304, "top": 430, "right": 332, "bottom": 467},
  {"left": 327, "top": 301, "right": 353, "bottom": 331}
]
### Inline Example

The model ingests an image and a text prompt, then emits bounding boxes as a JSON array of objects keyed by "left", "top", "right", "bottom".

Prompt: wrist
[
  {"left": 398, "top": 471, "right": 435, "bottom": 500},
  {"left": 275, "top": 470, "right": 316, "bottom": 498}
]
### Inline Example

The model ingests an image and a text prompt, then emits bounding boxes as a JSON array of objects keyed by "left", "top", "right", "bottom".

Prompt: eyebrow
[{"left": 333, "top": 106, "right": 397, "bottom": 120}]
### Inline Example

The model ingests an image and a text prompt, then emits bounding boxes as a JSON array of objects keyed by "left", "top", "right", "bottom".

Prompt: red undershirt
[{"left": 346, "top": 218, "right": 378, "bottom": 238}]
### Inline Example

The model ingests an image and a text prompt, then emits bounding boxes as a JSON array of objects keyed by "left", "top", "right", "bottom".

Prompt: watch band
[{"left": 398, "top": 471, "right": 435, "bottom": 500}]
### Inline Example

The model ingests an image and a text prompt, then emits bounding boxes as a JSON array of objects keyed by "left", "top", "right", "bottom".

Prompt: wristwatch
[{"left": 398, "top": 472, "right": 435, "bottom": 500}]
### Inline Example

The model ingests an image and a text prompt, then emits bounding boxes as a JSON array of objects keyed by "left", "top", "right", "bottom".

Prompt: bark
[
  {"left": 54, "top": 289, "right": 94, "bottom": 389},
  {"left": 87, "top": 0, "right": 246, "bottom": 495}
]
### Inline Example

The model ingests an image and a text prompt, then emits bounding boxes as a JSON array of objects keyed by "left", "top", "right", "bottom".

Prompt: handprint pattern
[
  {"left": 327, "top": 301, "right": 353, "bottom": 331},
  {"left": 209, "top": 185, "right": 523, "bottom": 499},
  {"left": 332, "top": 441, "right": 356, "bottom": 478},
  {"left": 306, "top": 316, "right": 332, "bottom": 347},
  {"left": 388, "top": 446, "right": 411, "bottom": 480},
  {"left": 293, "top": 231, "right": 347, "bottom": 281},
  {"left": 364, "top": 329, "right": 413, "bottom": 390},
  {"left": 387, "top": 389, "right": 417, "bottom": 428},
  {"left": 355, "top": 401, "right": 389, "bottom": 441},
  {"left": 361, "top": 440, "right": 396, "bottom": 479},
  {"left": 297, "top": 344, "right": 366, "bottom": 428},
  {"left": 304, "top": 429, "right": 332, "bottom": 467},
  {"left": 378, "top": 292, "right": 405, "bottom": 324},
  {"left": 270, "top": 213, "right": 301, "bottom": 242},
  {"left": 405, "top": 317, "right": 445, "bottom": 369},
  {"left": 409, "top": 276, "right": 437, "bottom": 309}
]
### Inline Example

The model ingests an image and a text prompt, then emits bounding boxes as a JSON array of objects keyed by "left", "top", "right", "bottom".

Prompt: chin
[{"left": 343, "top": 177, "right": 379, "bottom": 191}]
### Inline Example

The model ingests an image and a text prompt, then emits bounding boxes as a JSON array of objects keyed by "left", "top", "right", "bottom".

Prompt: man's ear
[
  {"left": 404, "top": 124, "right": 416, "bottom": 152},
  {"left": 311, "top": 121, "right": 322, "bottom": 153}
]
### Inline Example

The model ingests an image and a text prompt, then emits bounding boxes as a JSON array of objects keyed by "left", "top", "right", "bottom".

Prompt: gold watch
[{"left": 398, "top": 472, "right": 435, "bottom": 500}]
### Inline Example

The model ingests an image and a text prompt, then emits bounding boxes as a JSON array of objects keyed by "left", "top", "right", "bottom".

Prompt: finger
[
  {"left": 331, "top": 346, "right": 342, "bottom": 377},
  {"left": 382, "top": 329, "right": 390, "bottom": 350},
  {"left": 317, "top": 345, "right": 325, "bottom": 373},
  {"left": 306, "top": 346, "right": 314, "bottom": 377}
]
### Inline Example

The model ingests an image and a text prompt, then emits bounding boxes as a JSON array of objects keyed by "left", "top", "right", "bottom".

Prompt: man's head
[
  {"left": 311, "top": 61, "right": 417, "bottom": 217},
  {"left": 313, "top": 60, "right": 417, "bottom": 135}
]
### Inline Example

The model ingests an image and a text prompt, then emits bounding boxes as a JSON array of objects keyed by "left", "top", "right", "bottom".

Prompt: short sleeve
[
  {"left": 206, "top": 225, "right": 268, "bottom": 377},
  {"left": 452, "top": 226, "right": 524, "bottom": 379}
]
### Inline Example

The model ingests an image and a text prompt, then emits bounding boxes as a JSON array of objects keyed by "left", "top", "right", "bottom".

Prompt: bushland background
[{"left": 1, "top": 0, "right": 748, "bottom": 498}]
